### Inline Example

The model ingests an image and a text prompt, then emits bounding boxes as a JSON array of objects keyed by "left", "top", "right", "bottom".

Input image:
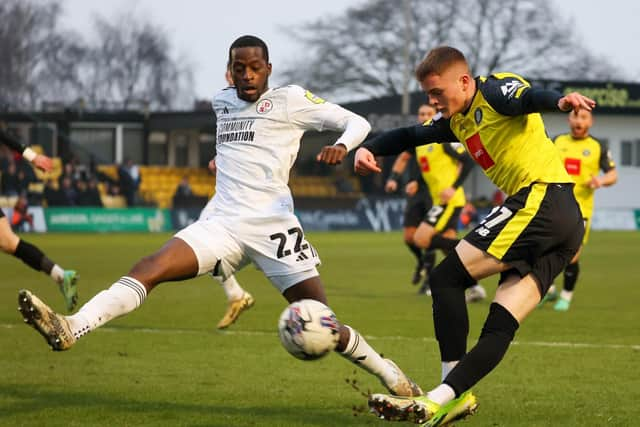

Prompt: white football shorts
[{"left": 174, "top": 214, "right": 321, "bottom": 292}]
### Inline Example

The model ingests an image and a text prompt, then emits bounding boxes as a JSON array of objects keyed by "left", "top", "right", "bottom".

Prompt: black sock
[
  {"left": 13, "top": 239, "right": 54, "bottom": 275},
  {"left": 430, "top": 234, "right": 459, "bottom": 251},
  {"left": 430, "top": 252, "right": 476, "bottom": 361},
  {"left": 444, "top": 303, "right": 519, "bottom": 396},
  {"left": 422, "top": 250, "right": 436, "bottom": 274},
  {"left": 563, "top": 262, "right": 580, "bottom": 292},
  {"left": 405, "top": 242, "right": 423, "bottom": 263}
]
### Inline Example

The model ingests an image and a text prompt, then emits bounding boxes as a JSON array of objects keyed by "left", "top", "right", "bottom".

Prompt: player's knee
[
  {"left": 0, "top": 230, "right": 19, "bottom": 253},
  {"left": 413, "top": 230, "right": 433, "bottom": 249},
  {"left": 480, "top": 303, "right": 519, "bottom": 341},
  {"left": 430, "top": 251, "right": 475, "bottom": 293}
]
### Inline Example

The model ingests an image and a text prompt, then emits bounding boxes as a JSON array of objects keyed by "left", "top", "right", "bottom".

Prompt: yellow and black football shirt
[
  {"left": 363, "top": 73, "right": 571, "bottom": 197},
  {"left": 554, "top": 134, "right": 615, "bottom": 219},
  {"left": 411, "top": 143, "right": 471, "bottom": 207}
]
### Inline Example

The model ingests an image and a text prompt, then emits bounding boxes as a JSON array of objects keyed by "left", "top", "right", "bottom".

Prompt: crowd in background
[{"left": 0, "top": 144, "right": 142, "bottom": 212}]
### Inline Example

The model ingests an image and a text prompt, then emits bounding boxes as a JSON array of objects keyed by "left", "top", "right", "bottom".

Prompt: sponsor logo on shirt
[
  {"left": 500, "top": 80, "right": 524, "bottom": 99},
  {"left": 216, "top": 119, "right": 256, "bottom": 144},
  {"left": 419, "top": 155, "right": 430, "bottom": 172},
  {"left": 564, "top": 158, "right": 581, "bottom": 175},
  {"left": 465, "top": 133, "right": 495, "bottom": 170},
  {"left": 304, "top": 90, "right": 326, "bottom": 104}
]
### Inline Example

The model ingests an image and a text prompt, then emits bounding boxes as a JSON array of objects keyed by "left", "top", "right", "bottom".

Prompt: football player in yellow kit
[
  {"left": 541, "top": 110, "right": 617, "bottom": 311},
  {"left": 355, "top": 46, "right": 594, "bottom": 425}
]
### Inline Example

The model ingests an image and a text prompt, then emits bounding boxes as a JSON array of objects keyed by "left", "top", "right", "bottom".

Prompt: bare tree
[
  {"left": 0, "top": 0, "right": 76, "bottom": 110},
  {"left": 281, "top": 0, "right": 622, "bottom": 102},
  {"left": 80, "top": 14, "right": 194, "bottom": 110},
  {"left": 0, "top": 1, "right": 193, "bottom": 111}
]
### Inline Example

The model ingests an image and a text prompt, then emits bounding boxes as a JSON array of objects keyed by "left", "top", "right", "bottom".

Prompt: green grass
[{"left": 1, "top": 231, "right": 639, "bottom": 426}]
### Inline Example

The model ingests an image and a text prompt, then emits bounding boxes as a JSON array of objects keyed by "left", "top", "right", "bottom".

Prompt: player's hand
[
  {"left": 385, "top": 179, "right": 398, "bottom": 193},
  {"left": 208, "top": 158, "right": 217, "bottom": 174},
  {"left": 440, "top": 187, "right": 455, "bottom": 203},
  {"left": 558, "top": 92, "right": 596, "bottom": 113},
  {"left": 354, "top": 147, "right": 381, "bottom": 175},
  {"left": 405, "top": 180, "right": 418, "bottom": 196},
  {"left": 588, "top": 175, "right": 602, "bottom": 189},
  {"left": 316, "top": 144, "right": 347, "bottom": 165},
  {"left": 32, "top": 154, "right": 53, "bottom": 172}
]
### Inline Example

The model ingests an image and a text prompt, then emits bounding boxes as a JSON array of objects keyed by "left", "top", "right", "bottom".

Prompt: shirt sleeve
[
  {"left": 0, "top": 129, "right": 27, "bottom": 153},
  {"left": 596, "top": 138, "right": 616, "bottom": 172},
  {"left": 286, "top": 85, "right": 370, "bottom": 151},
  {"left": 361, "top": 114, "right": 458, "bottom": 156},
  {"left": 479, "top": 74, "right": 563, "bottom": 116}
]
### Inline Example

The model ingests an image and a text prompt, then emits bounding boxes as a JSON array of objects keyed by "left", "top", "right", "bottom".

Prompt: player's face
[
  {"left": 420, "top": 66, "right": 472, "bottom": 119},
  {"left": 230, "top": 47, "right": 272, "bottom": 102},
  {"left": 417, "top": 105, "right": 436, "bottom": 123},
  {"left": 568, "top": 109, "right": 593, "bottom": 139}
]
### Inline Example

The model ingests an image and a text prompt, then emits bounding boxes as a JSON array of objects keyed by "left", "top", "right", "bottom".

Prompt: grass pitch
[{"left": 1, "top": 231, "right": 639, "bottom": 426}]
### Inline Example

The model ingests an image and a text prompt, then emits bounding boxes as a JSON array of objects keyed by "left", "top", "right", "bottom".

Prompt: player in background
[
  {"left": 0, "top": 126, "right": 78, "bottom": 311},
  {"left": 17, "top": 35, "right": 422, "bottom": 399},
  {"left": 208, "top": 68, "right": 255, "bottom": 330},
  {"left": 540, "top": 110, "right": 617, "bottom": 311},
  {"left": 355, "top": 46, "right": 593, "bottom": 425},
  {"left": 384, "top": 103, "right": 433, "bottom": 288},
  {"left": 385, "top": 104, "right": 486, "bottom": 302}
]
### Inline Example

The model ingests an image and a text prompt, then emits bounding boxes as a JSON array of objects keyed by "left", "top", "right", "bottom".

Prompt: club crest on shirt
[
  {"left": 474, "top": 108, "right": 483, "bottom": 125},
  {"left": 582, "top": 149, "right": 591, "bottom": 157},
  {"left": 256, "top": 99, "right": 273, "bottom": 114}
]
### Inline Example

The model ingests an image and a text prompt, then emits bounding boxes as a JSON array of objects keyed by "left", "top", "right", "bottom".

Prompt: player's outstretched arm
[
  {"left": 316, "top": 144, "right": 348, "bottom": 165},
  {"left": 316, "top": 114, "right": 370, "bottom": 165},
  {"left": 354, "top": 147, "right": 382, "bottom": 175},
  {"left": 558, "top": 92, "right": 596, "bottom": 113}
]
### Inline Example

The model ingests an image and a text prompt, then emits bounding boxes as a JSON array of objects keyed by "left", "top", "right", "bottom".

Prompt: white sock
[
  {"left": 215, "top": 275, "right": 244, "bottom": 301},
  {"left": 66, "top": 276, "right": 147, "bottom": 340},
  {"left": 427, "top": 383, "right": 456, "bottom": 405},
  {"left": 441, "top": 360, "right": 458, "bottom": 382},
  {"left": 560, "top": 289, "right": 574, "bottom": 302},
  {"left": 548, "top": 284, "right": 557, "bottom": 295},
  {"left": 339, "top": 325, "right": 398, "bottom": 386},
  {"left": 50, "top": 265, "right": 65, "bottom": 284}
]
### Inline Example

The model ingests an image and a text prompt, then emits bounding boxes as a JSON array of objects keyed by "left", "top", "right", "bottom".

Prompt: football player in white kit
[{"left": 17, "top": 35, "right": 423, "bottom": 398}]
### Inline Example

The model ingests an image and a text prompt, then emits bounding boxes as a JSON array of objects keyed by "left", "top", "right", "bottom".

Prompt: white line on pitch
[{"left": 3, "top": 323, "right": 639, "bottom": 351}]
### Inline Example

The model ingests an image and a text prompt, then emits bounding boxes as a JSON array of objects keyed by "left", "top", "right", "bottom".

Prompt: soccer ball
[{"left": 278, "top": 299, "right": 340, "bottom": 360}]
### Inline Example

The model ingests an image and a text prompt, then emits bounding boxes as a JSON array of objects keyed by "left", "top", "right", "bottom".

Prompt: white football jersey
[{"left": 204, "top": 85, "right": 366, "bottom": 218}]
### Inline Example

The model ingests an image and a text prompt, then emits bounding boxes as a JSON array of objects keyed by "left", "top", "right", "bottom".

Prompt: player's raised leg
[
  {"left": 1, "top": 215, "right": 78, "bottom": 311},
  {"left": 281, "top": 273, "right": 423, "bottom": 397},
  {"left": 19, "top": 237, "right": 199, "bottom": 350}
]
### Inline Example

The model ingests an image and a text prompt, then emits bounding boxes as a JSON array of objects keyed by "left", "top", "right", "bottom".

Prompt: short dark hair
[
  {"left": 228, "top": 35, "right": 269, "bottom": 66},
  {"left": 415, "top": 46, "right": 468, "bottom": 81}
]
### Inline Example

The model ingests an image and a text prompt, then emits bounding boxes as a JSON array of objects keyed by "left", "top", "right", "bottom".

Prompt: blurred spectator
[
  {"left": 11, "top": 195, "right": 33, "bottom": 232},
  {"left": 172, "top": 176, "right": 193, "bottom": 207},
  {"left": 58, "top": 162, "right": 80, "bottom": 188},
  {"left": 105, "top": 182, "right": 122, "bottom": 197},
  {"left": 60, "top": 177, "right": 78, "bottom": 206},
  {"left": 118, "top": 158, "right": 141, "bottom": 206},
  {"left": 16, "top": 168, "right": 32, "bottom": 195},
  {"left": 44, "top": 181, "right": 66, "bottom": 206},
  {"left": 459, "top": 201, "right": 478, "bottom": 229},
  {"left": 1, "top": 162, "right": 20, "bottom": 196},
  {"left": 76, "top": 178, "right": 103, "bottom": 207}
]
